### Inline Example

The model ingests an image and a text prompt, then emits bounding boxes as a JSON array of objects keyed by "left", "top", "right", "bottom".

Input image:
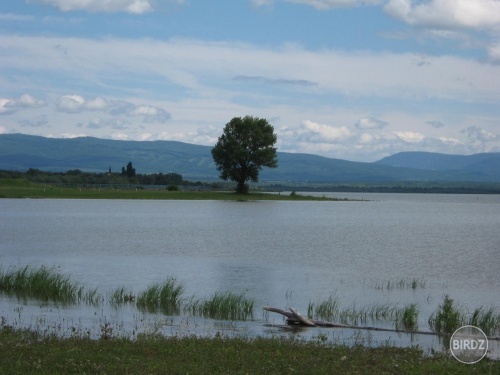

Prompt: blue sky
[{"left": 1, "top": 0, "right": 499, "bottom": 162}]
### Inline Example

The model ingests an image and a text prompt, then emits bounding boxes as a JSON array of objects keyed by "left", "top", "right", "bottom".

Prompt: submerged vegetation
[
  {"left": 186, "top": 291, "right": 254, "bottom": 320},
  {"left": 374, "top": 277, "right": 427, "bottom": 291},
  {"left": 428, "top": 295, "right": 500, "bottom": 336},
  {"left": 136, "top": 278, "right": 185, "bottom": 313},
  {"left": 1, "top": 265, "right": 499, "bottom": 337},
  {"left": 0, "top": 265, "right": 99, "bottom": 304},
  {"left": 307, "top": 296, "right": 420, "bottom": 331}
]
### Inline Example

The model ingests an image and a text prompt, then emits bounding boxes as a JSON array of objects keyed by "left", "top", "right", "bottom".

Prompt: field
[
  {"left": 1, "top": 327, "right": 498, "bottom": 374},
  {"left": 0, "top": 178, "right": 339, "bottom": 201}
]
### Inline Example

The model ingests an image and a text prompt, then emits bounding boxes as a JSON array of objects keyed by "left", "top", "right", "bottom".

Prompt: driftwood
[
  {"left": 264, "top": 306, "right": 500, "bottom": 340},
  {"left": 263, "top": 306, "right": 439, "bottom": 336}
]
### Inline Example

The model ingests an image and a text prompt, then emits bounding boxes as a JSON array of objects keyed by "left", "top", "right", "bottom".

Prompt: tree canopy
[{"left": 211, "top": 116, "right": 278, "bottom": 193}]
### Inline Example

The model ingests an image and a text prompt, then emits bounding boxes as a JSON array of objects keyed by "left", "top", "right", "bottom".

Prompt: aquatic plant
[
  {"left": 396, "top": 303, "right": 419, "bottom": 331},
  {"left": 0, "top": 265, "right": 86, "bottom": 303},
  {"left": 136, "top": 278, "right": 185, "bottom": 312},
  {"left": 308, "top": 296, "right": 408, "bottom": 327},
  {"left": 109, "top": 287, "right": 136, "bottom": 305},
  {"left": 374, "top": 277, "right": 427, "bottom": 291},
  {"left": 186, "top": 291, "right": 254, "bottom": 320},
  {"left": 307, "top": 295, "right": 340, "bottom": 321},
  {"left": 428, "top": 295, "right": 464, "bottom": 334},
  {"left": 467, "top": 306, "right": 500, "bottom": 336}
]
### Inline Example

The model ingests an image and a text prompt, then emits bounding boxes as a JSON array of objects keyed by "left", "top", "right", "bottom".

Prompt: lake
[{"left": 1, "top": 193, "right": 499, "bottom": 358}]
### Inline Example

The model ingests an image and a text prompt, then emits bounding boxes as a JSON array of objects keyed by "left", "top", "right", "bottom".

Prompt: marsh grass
[
  {"left": 307, "top": 296, "right": 414, "bottom": 328},
  {"left": 395, "top": 303, "right": 419, "bottom": 331},
  {"left": 186, "top": 291, "right": 254, "bottom": 320},
  {"left": 109, "top": 287, "right": 136, "bottom": 305},
  {"left": 136, "top": 278, "right": 185, "bottom": 313},
  {"left": 0, "top": 265, "right": 99, "bottom": 304},
  {"left": 428, "top": 295, "right": 464, "bottom": 334},
  {"left": 468, "top": 306, "right": 500, "bottom": 336},
  {"left": 374, "top": 277, "right": 427, "bottom": 291}
]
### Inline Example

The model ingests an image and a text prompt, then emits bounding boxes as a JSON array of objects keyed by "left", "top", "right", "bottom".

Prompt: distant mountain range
[{"left": 1, "top": 133, "right": 499, "bottom": 182}]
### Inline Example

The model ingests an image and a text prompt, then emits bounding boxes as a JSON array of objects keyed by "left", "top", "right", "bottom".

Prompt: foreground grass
[
  {"left": 0, "top": 328, "right": 497, "bottom": 374},
  {"left": 0, "top": 178, "right": 340, "bottom": 201}
]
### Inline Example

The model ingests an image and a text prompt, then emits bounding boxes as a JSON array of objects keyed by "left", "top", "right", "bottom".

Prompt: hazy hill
[
  {"left": 376, "top": 151, "right": 500, "bottom": 181},
  {"left": 0, "top": 133, "right": 498, "bottom": 182}
]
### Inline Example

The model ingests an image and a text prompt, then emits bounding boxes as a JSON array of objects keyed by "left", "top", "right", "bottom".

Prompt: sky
[{"left": 1, "top": 0, "right": 499, "bottom": 162}]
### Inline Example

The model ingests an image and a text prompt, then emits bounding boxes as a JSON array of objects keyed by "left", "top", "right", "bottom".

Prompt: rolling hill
[{"left": 0, "top": 133, "right": 499, "bottom": 182}]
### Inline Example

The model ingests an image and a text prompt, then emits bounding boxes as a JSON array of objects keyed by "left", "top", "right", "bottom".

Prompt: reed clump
[
  {"left": 396, "top": 303, "right": 419, "bottom": 331},
  {"left": 374, "top": 277, "right": 427, "bottom": 291},
  {"left": 467, "top": 306, "right": 500, "bottom": 336},
  {"left": 136, "top": 278, "right": 185, "bottom": 313},
  {"left": 186, "top": 291, "right": 254, "bottom": 320},
  {"left": 109, "top": 287, "right": 135, "bottom": 305},
  {"left": 428, "top": 295, "right": 464, "bottom": 334},
  {"left": 308, "top": 296, "right": 410, "bottom": 327},
  {"left": 0, "top": 265, "right": 89, "bottom": 303}
]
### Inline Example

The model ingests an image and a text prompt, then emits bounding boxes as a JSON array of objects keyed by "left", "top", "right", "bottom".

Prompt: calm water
[{"left": 1, "top": 194, "right": 499, "bottom": 356}]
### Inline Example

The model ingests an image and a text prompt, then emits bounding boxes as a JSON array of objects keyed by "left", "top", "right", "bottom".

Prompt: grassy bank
[
  {"left": 0, "top": 178, "right": 340, "bottom": 201},
  {"left": 0, "top": 328, "right": 497, "bottom": 374}
]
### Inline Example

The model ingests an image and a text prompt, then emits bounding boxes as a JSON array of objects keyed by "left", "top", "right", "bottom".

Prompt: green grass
[
  {"left": 396, "top": 303, "right": 419, "bottom": 331},
  {"left": 0, "top": 265, "right": 99, "bottom": 304},
  {"left": 0, "top": 178, "right": 341, "bottom": 201},
  {"left": 136, "top": 278, "right": 185, "bottom": 313},
  {"left": 109, "top": 286, "right": 136, "bottom": 305},
  {"left": 0, "top": 328, "right": 498, "bottom": 375},
  {"left": 186, "top": 291, "right": 255, "bottom": 320},
  {"left": 468, "top": 307, "right": 500, "bottom": 336},
  {"left": 428, "top": 295, "right": 464, "bottom": 334},
  {"left": 308, "top": 296, "right": 411, "bottom": 327}
]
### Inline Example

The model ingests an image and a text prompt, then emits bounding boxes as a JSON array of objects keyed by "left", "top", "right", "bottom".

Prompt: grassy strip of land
[
  {"left": 0, "top": 328, "right": 497, "bottom": 374},
  {"left": 0, "top": 178, "right": 341, "bottom": 201}
]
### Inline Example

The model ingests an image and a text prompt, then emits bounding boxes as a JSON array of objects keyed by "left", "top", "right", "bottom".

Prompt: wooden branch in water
[{"left": 263, "top": 306, "right": 439, "bottom": 336}]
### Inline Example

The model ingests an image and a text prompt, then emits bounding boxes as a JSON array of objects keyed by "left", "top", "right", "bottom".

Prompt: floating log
[
  {"left": 264, "top": 306, "right": 500, "bottom": 340},
  {"left": 264, "top": 306, "right": 438, "bottom": 336}
]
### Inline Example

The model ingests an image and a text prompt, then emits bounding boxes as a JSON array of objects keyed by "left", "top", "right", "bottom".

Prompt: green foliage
[
  {"left": 136, "top": 278, "right": 185, "bottom": 313},
  {"left": 3, "top": 330, "right": 498, "bottom": 375},
  {"left": 396, "top": 304, "right": 419, "bottom": 331},
  {"left": 185, "top": 291, "right": 254, "bottom": 320},
  {"left": 428, "top": 295, "right": 464, "bottom": 334},
  {"left": 468, "top": 307, "right": 500, "bottom": 336},
  {"left": 211, "top": 116, "right": 278, "bottom": 194},
  {"left": 0, "top": 265, "right": 98, "bottom": 304}
]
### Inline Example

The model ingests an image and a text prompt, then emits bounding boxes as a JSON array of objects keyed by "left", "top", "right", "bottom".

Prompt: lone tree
[{"left": 211, "top": 116, "right": 278, "bottom": 194}]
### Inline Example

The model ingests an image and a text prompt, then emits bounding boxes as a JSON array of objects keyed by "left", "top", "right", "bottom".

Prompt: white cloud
[
  {"left": 463, "top": 126, "right": 498, "bottom": 142},
  {"left": 300, "top": 120, "right": 354, "bottom": 142},
  {"left": 354, "top": 117, "right": 388, "bottom": 130},
  {"left": 56, "top": 95, "right": 86, "bottom": 113},
  {"left": 2, "top": 35, "right": 499, "bottom": 105},
  {"left": 0, "top": 94, "right": 45, "bottom": 114},
  {"left": 384, "top": 0, "right": 500, "bottom": 31},
  {"left": 128, "top": 105, "right": 171, "bottom": 123},
  {"left": 488, "top": 43, "right": 500, "bottom": 63},
  {"left": 55, "top": 95, "right": 170, "bottom": 123},
  {"left": 394, "top": 131, "right": 426, "bottom": 143},
  {"left": 30, "top": 0, "right": 154, "bottom": 14},
  {"left": 251, "top": 0, "right": 274, "bottom": 7},
  {"left": 285, "top": 0, "right": 381, "bottom": 9}
]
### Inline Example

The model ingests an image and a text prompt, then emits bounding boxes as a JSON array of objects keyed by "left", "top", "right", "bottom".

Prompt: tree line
[{"left": 0, "top": 166, "right": 199, "bottom": 188}]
